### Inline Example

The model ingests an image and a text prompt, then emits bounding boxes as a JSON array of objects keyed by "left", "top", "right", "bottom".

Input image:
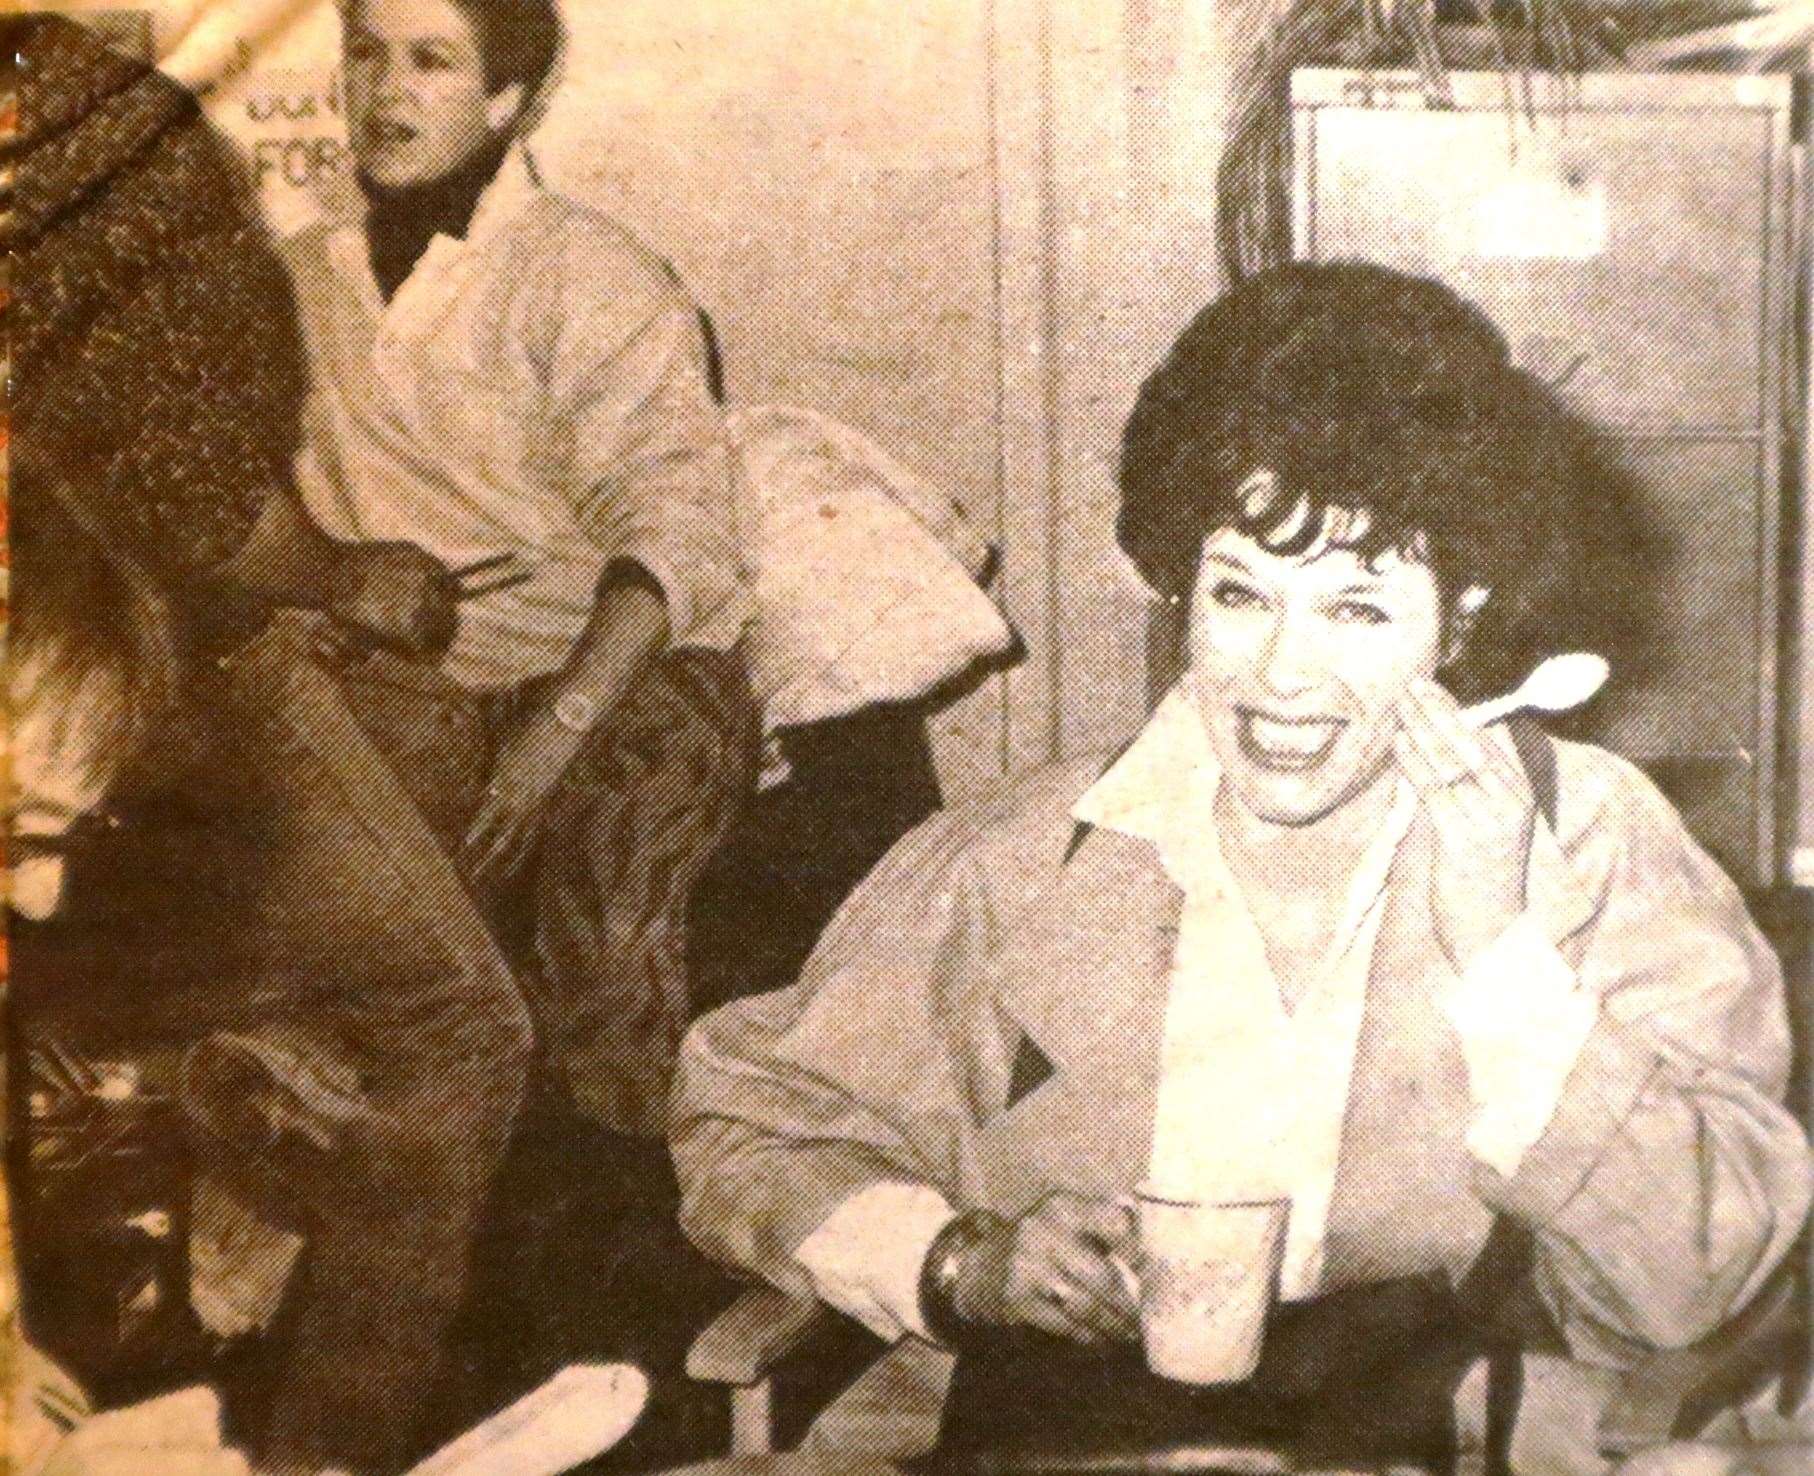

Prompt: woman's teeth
[{"left": 1237, "top": 712, "right": 1343, "bottom": 768}]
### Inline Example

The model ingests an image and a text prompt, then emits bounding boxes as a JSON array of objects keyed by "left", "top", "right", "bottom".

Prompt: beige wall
[
  {"left": 46, "top": 0, "right": 1269, "bottom": 797},
  {"left": 542, "top": 1, "right": 1007, "bottom": 796},
  {"left": 1032, "top": 0, "right": 1270, "bottom": 761}
]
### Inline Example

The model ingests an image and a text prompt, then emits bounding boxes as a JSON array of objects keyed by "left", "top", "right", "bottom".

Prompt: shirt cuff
[
  {"left": 1440, "top": 915, "right": 1598, "bottom": 1179},
  {"left": 619, "top": 543, "right": 751, "bottom": 653},
  {"left": 793, "top": 1182, "right": 956, "bottom": 1343}
]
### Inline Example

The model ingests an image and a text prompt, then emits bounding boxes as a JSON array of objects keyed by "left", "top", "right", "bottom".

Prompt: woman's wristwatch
[
  {"left": 552, "top": 690, "right": 601, "bottom": 734},
  {"left": 917, "top": 1208, "right": 1009, "bottom": 1347}
]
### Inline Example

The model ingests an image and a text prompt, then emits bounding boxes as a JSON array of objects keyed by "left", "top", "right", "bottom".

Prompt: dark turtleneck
[{"left": 359, "top": 134, "right": 509, "bottom": 300}]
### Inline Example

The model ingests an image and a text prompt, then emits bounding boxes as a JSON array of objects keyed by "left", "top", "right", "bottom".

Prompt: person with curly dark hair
[
  {"left": 1118, "top": 260, "right": 1648, "bottom": 704},
  {"left": 671, "top": 262, "right": 1810, "bottom": 1466}
]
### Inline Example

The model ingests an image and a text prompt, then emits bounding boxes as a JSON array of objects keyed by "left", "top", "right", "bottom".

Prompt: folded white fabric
[
  {"left": 730, "top": 404, "right": 1014, "bottom": 732},
  {"left": 403, "top": 1364, "right": 649, "bottom": 1476}
]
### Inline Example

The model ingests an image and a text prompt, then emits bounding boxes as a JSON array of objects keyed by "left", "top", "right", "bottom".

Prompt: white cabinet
[{"left": 1292, "top": 67, "right": 1799, "bottom": 883}]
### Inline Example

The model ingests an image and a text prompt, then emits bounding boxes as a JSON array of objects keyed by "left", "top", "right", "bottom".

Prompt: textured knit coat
[{"left": 7, "top": 15, "right": 306, "bottom": 582}]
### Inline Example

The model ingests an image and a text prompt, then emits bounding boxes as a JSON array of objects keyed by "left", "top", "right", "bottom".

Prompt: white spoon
[{"left": 1463, "top": 652, "right": 1609, "bottom": 728}]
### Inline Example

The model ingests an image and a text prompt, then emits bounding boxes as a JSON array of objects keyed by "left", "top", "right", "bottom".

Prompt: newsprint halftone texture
[{"left": 4, "top": 6, "right": 1812, "bottom": 1476}]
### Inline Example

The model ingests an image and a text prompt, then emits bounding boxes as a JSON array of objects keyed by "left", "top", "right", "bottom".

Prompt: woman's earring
[
  {"left": 1442, "top": 585, "right": 1491, "bottom": 666},
  {"left": 486, "top": 82, "right": 526, "bottom": 134}
]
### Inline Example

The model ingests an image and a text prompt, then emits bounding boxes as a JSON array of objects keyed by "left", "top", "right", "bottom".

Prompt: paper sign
[{"left": 1475, "top": 159, "right": 1608, "bottom": 261}]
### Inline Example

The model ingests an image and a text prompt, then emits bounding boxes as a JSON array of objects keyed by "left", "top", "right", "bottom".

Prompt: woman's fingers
[
  {"left": 1022, "top": 1291, "right": 1105, "bottom": 1344},
  {"left": 1392, "top": 722, "right": 1441, "bottom": 791},
  {"left": 1067, "top": 1195, "right": 1139, "bottom": 1257},
  {"left": 1011, "top": 1261, "right": 1115, "bottom": 1342},
  {"left": 1394, "top": 733, "right": 1505, "bottom": 856},
  {"left": 1050, "top": 1204, "right": 1140, "bottom": 1321},
  {"left": 1397, "top": 681, "right": 1541, "bottom": 967},
  {"left": 1392, "top": 726, "right": 1470, "bottom": 813},
  {"left": 1398, "top": 680, "right": 1489, "bottom": 782},
  {"left": 1045, "top": 1242, "right": 1137, "bottom": 1333},
  {"left": 1475, "top": 720, "right": 1538, "bottom": 805},
  {"left": 1014, "top": 1197, "right": 1140, "bottom": 1340},
  {"left": 1069, "top": 1279, "right": 1140, "bottom": 1341},
  {"left": 1397, "top": 684, "right": 1532, "bottom": 821}
]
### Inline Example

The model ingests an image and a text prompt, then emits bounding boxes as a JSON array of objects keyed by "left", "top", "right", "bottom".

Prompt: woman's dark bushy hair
[
  {"left": 1118, "top": 260, "right": 1654, "bottom": 700},
  {"left": 450, "top": 0, "right": 565, "bottom": 100}
]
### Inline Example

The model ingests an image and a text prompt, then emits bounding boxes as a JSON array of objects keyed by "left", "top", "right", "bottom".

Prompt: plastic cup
[{"left": 1131, "top": 1186, "right": 1288, "bottom": 1385}]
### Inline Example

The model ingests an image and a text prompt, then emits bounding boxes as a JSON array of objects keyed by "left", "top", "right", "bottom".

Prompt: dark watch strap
[{"left": 918, "top": 1208, "right": 1007, "bottom": 1348}]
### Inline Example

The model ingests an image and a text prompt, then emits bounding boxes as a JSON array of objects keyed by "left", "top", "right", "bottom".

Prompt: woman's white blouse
[
  {"left": 796, "top": 689, "right": 1600, "bottom": 1342},
  {"left": 283, "top": 148, "right": 750, "bottom": 691}
]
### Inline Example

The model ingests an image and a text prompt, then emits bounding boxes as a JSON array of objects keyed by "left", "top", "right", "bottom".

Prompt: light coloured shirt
[
  {"left": 795, "top": 687, "right": 1598, "bottom": 1342},
  {"left": 284, "top": 147, "right": 750, "bottom": 691},
  {"left": 677, "top": 722, "right": 1807, "bottom": 1459}
]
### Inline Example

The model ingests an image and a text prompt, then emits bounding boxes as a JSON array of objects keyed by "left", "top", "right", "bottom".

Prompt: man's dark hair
[
  {"left": 448, "top": 0, "right": 565, "bottom": 102},
  {"left": 343, "top": 0, "right": 564, "bottom": 102},
  {"left": 1118, "top": 260, "right": 1652, "bottom": 700}
]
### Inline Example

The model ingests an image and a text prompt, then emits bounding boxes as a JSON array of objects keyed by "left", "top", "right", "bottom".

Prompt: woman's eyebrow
[{"left": 1200, "top": 552, "right": 1257, "bottom": 576}]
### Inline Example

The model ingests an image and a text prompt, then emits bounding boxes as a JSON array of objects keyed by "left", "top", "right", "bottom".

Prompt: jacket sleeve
[
  {"left": 544, "top": 241, "right": 751, "bottom": 652},
  {"left": 1473, "top": 761, "right": 1812, "bottom": 1364},
  {"left": 671, "top": 808, "right": 995, "bottom": 1304},
  {"left": 14, "top": 66, "right": 305, "bottom": 579}
]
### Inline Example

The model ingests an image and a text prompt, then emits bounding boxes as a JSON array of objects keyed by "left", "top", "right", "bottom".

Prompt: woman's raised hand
[
  {"left": 1392, "top": 677, "right": 1538, "bottom": 970},
  {"left": 956, "top": 1191, "right": 1140, "bottom": 1344}
]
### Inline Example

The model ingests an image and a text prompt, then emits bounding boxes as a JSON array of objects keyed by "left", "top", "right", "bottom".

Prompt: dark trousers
[
  {"left": 20, "top": 616, "right": 534, "bottom": 1476},
  {"left": 937, "top": 1275, "right": 1512, "bottom": 1474},
  {"left": 332, "top": 643, "right": 759, "bottom": 1137},
  {"left": 689, "top": 700, "right": 943, "bottom": 1012}
]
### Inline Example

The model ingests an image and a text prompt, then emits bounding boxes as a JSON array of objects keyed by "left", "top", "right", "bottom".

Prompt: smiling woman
[
  {"left": 1187, "top": 519, "right": 1448, "bottom": 830},
  {"left": 672, "top": 260, "right": 1811, "bottom": 1467},
  {"left": 1119, "top": 262, "right": 1646, "bottom": 709}
]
